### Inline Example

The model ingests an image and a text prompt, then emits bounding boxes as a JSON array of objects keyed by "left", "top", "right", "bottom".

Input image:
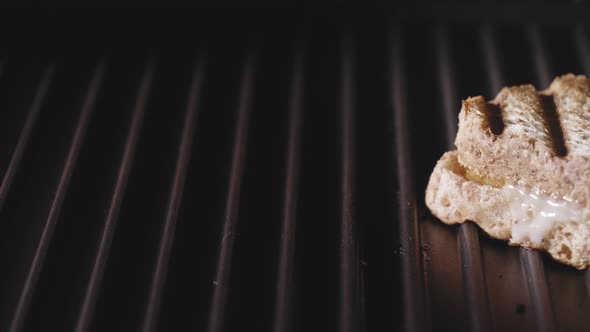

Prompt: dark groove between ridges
[
  {"left": 0, "top": 67, "right": 54, "bottom": 211},
  {"left": 391, "top": 26, "right": 428, "bottom": 332},
  {"left": 9, "top": 62, "right": 106, "bottom": 332},
  {"left": 75, "top": 59, "right": 156, "bottom": 332},
  {"left": 539, "top": 94, "right": 568, "bottom": 157},
  {"left": 272, "top": 47, "right": 304, "bottom": 332},
  {"left": 206, "top": 50, "right": 256, "bottom": 332},
  {"left": 435, "top": 25, "right": 492, "bottom": 332}
]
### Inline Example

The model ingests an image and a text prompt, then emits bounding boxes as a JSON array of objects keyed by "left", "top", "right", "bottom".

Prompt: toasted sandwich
[{"left": 426, "top": 74, "right": 590, "bottom": 269}]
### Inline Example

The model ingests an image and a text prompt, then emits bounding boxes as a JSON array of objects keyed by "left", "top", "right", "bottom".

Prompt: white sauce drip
[{"left": 503, "top": 185, "right": 584, "bottom": 245}]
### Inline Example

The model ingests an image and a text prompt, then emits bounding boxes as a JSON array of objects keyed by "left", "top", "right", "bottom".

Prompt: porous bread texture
[
  {"left": 455, "top": 74, "right": 590, "bottom": 211},
  {"left": 426, "top": 151, "right": 590, "bottom": 270}
]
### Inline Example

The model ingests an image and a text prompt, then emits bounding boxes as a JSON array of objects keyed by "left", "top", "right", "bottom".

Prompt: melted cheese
[{"left": 503, "top": 185, "right": 585, "bottom": 245}]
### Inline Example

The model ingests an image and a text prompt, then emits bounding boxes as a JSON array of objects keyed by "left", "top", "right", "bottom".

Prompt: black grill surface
[{"left": 0, "top": 11, "right": 590, "bottom": 332}]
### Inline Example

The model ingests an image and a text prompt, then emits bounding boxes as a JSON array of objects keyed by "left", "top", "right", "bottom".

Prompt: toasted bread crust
[
  {"left": 426, "top": 151, "right": 590, "bottom": 269},
  {"left": 455, "top": 74, "right": 590, "bottom": 210}
]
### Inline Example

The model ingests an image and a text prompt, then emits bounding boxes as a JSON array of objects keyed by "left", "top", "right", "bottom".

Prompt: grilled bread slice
[{"left": 426, "top": 74, "right": 590, "bottom": 269}]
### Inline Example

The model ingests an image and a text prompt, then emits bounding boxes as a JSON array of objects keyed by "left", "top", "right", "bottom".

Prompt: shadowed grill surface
[{"left": 0, "top": 13, "right": 589, "bottom": 332}]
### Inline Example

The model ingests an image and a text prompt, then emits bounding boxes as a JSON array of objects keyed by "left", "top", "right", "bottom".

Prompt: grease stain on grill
[
  {"left": 539, "top": 94, "right": 568, "bottom": 157},
  {"left": 483, "top": 101, "right": 505, "bottom": 135}
]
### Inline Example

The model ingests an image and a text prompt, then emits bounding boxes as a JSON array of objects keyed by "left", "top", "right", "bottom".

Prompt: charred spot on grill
[
  {"left": 483, "top": 101, "right": 505, "bottom": 135},
  {"left": 539, "top": 94, "right": 568, "bottom": 157}
]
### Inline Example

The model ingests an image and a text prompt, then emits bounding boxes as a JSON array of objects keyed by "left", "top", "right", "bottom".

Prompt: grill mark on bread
[
  {"left": 539, "top": 93, "right": 568, "bottom": 157},
  {"left": 483, "top": 101, "right": 505, "bottom": 135}
]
